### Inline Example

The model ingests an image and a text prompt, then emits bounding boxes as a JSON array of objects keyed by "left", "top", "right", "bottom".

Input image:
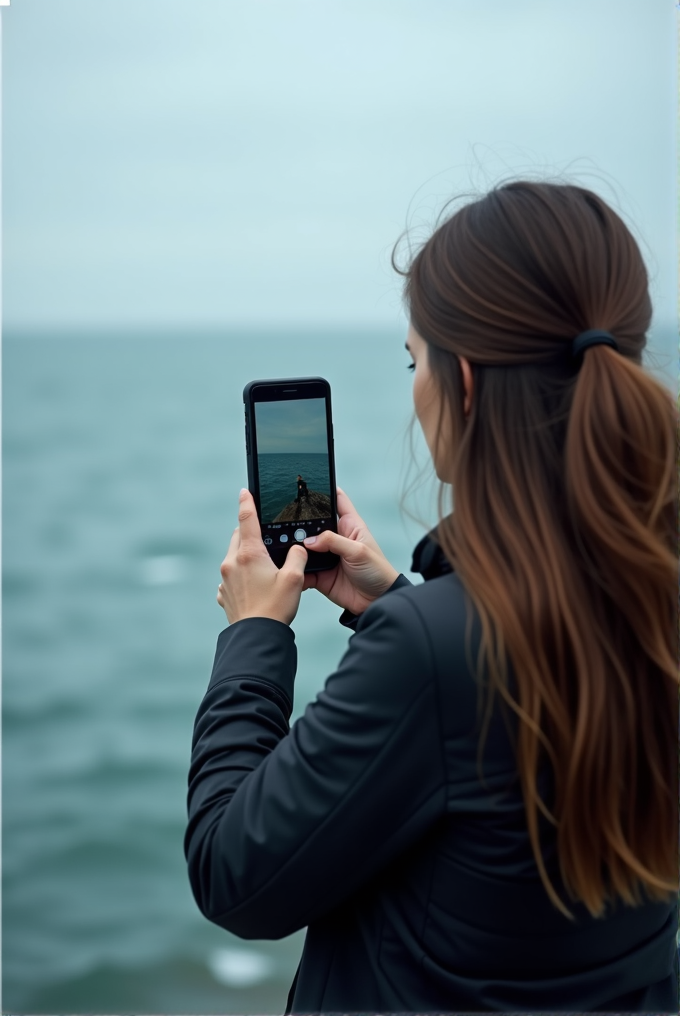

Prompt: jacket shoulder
[
  {"left": 359, "top": 572, "right": 476, "bottom": 645},
  {"left": 358, "top": 574, "right": 485, "bottom": 744}
]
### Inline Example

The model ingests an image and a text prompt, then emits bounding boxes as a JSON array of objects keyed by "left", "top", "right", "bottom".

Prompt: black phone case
[{"left": 243, "top": 377, "right": 340, "bottom": 573}]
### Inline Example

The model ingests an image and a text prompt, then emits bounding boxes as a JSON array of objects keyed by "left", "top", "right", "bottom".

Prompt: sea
[
  {"left": 2, "top": 327, "right": 429, "bottom": 1015},
  {"left": 257, "top": 453, "right": 331, "bottom": 523},
  {"left": 2, "top": 326, "right": 676, "bottom": 1015}
]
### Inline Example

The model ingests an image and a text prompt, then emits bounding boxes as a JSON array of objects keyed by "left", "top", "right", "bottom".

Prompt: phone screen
[
  {"left": 255, "top": 398, "right": 332, "bottom": 526},
  {"left": 245, "top": 378, "right": 338, "bottom": 570}
]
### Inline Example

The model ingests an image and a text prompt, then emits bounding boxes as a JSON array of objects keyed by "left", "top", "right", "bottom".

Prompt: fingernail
[
  {"left": 304, "top": 536, "right": 317, "bottom": 546},
  {"left": 239, "top": 488, "right": 248, "bottom": 500}
]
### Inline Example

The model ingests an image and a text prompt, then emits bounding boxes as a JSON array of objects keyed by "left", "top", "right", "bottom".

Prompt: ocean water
[
  {"left": 1, "top": 328, "right": 425, "bottom": 1015},
  {"left": 258, "top": 452, "right": 331, "bottom": 522},
  {"left": 2, "top": 327, "right": 676, "bottom": 1014}
]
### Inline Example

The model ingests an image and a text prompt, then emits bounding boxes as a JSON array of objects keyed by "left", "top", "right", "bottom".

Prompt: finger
[
  {"left": 237, "top": 488, "right": 263, "bottom": 549},
  {"left": 221, "top": 526, "right": 241, "bottom": 575},
  {"left": 302, "top": 571, "right": 320, "bottom": 591},
  {"left": 304, "top": 529, "right": 366, "bottom": 562},
  {"left": 336, "top": 487, "right": 360, "bottom": 520},
  {"left": 280, "top": 543, "right": 307, "bottom": 583}
]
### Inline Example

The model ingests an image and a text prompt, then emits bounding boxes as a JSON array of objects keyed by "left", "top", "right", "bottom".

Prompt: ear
[{"left": 459, "top": 356, "right": 474, "bottom": 417}]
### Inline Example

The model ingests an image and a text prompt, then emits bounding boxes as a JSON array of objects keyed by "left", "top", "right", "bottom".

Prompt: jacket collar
[{"left": 410, "top": 527, "right": 454, "bottom": 581}]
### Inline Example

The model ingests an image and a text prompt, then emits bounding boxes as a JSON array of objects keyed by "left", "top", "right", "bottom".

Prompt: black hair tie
[{"left": 571, "top": 329, "right": 619, "bottom": 362}]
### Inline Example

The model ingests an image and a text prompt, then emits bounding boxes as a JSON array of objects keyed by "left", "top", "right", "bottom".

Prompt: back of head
[{"left": 399, "top": 181, "right": 678, "bottom": 919}]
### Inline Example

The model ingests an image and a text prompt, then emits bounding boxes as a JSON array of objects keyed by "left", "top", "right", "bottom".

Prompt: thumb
[
  {"left": 280, "top": 543, "right": 308, "bottom": 583},
  {"left": 304, "top": 530, "right": 367, "bottom": 563}
]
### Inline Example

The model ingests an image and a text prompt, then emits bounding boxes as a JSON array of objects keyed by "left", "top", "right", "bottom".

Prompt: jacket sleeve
[{"left": 184, "top": 580, "right": 447, "bottom": 940}]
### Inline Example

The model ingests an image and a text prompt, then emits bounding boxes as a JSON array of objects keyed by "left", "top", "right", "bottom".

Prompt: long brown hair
[{"left": 397, "top": 181, "right": 678, "bottom": 919}]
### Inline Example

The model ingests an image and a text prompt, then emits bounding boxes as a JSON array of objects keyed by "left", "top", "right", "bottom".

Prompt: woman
[{"left": 185, "top": 181, "right": 679, "bottom": 1012}]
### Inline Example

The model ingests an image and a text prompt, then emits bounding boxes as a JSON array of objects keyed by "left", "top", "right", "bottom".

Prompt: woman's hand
[
  {"left": 217, "top": 489, "right": 307, "bottom": 626},
  {"left": 302, "top": 488, "right": 400, "bottom": 615}
]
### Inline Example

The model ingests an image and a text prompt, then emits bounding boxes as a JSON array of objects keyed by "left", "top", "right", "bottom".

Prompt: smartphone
[{"left": 243, "top": 376, "right": 340, "bottom": 573}]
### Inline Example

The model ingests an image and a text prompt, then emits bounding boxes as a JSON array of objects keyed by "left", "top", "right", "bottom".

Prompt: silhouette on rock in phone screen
[{"left": 296, "top": 475, "right": 309, "bottom": 503}]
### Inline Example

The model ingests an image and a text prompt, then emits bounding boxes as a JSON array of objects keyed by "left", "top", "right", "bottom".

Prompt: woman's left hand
[{"left": 217, "top": 489, "right": 308, "bottom": 626}]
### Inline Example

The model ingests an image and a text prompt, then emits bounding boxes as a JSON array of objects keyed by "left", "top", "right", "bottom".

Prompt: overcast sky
[
  {"left": 2, "top": 1, "right": 676, "bottom": 337},
  {"left": 255, "top": 398, "right": 328, "bottom": 454}
]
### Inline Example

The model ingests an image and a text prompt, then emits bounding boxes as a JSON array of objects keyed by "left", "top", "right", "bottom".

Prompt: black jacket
[{"left": 185, "top": 533, "right": 679, "bottom": 1013}]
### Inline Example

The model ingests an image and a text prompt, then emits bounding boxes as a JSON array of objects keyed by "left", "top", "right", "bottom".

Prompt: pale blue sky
[{"left": 3, "top": 1, "right": 676, "bottom": 339}]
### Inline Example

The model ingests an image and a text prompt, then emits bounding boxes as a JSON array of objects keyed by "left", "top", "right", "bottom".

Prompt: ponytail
[{"left": 558, "top": 345, "right": 678, "bottom": 914}]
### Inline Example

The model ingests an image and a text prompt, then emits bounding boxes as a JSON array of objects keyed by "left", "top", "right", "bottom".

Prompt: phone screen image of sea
[{"left": 254, "top": 398, "right": 332, "bottom": 524}]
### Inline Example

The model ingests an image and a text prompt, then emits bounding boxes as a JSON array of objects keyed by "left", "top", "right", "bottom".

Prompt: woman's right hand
[{"left": 301, "top": 488, "right": 400, "bottom": 616}]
